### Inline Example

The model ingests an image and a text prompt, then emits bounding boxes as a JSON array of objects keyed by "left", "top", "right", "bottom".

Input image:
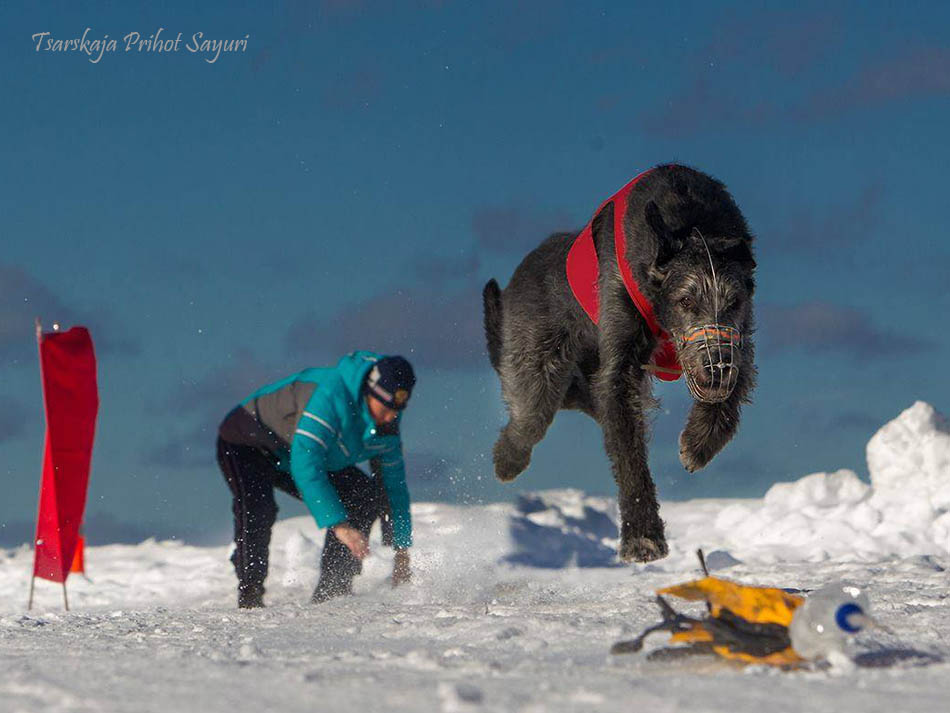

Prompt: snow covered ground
[{"left": 2, "top": 402, "right": 949, "bottom": 713}]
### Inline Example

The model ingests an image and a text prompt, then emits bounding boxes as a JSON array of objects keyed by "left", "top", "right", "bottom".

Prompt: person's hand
[
  {"left": 333, "top": 523, "right": 369, "bottom": 559},
  {"left": 392, "top": 549, "right": 411, "bottom": 588}
]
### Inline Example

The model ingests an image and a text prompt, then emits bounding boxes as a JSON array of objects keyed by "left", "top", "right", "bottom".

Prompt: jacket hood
[
  {"left": 335, "top": 350, "right": 407, "bottom": 434},
  {"left": 335, "top": 350, "right": 384, "bottom": 402}
]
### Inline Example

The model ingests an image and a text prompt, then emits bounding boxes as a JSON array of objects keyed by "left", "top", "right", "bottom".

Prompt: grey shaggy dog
[{"left": 483, "top": 164, "right": 756, "bottom": 563}]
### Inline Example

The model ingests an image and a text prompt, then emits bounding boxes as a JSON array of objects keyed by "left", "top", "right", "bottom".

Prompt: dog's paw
[
  {"left": 678, "top": 429, "right": 715, "bottom": 473},
  {"left": 618, "top": 535, "right": 669, "bottom": 563},
  {"left": 493, "top": 438, "right": 530, "bottom": 482}
]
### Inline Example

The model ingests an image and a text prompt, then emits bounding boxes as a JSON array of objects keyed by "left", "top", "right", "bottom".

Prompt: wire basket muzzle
[{"left": 681, "top": 325, "right": 742, "bottom": 403}]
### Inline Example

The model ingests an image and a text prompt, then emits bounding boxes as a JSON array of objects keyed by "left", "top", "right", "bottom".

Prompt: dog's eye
[{"left": 679, "top": 296, "right": 694, "bottom": 310}]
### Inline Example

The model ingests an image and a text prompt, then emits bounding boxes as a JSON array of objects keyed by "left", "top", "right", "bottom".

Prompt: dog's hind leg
[{"left": 492, "top": 331, "right": 575, "bottom": 482}]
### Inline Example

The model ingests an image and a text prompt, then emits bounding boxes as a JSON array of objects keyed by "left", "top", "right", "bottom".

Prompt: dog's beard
[{"left": 680, "top": 325, "right": 741, "bottom": 404}]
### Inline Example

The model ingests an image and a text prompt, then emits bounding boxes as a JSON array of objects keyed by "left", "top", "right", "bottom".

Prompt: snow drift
[
  {"left": 705, "top": 401, "right": 950, "bottom": 563},
  {"left": 509, "top": 401, "right": 950, "bottom": 567},
  {"left": 2, "top": 403, "right": 950, "bottom": 713},
  {"left": 4, "top": 401, "right": 945, "bottom": 613}
]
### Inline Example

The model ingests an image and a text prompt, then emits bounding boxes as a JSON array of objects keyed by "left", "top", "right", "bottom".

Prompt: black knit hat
[{"left": 365, "top": 356, "right": 416, "bottom": 410}]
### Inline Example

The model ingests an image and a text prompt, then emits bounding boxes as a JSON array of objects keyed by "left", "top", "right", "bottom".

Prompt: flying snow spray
[{"left": 788, "top": 582, "right": 875, "bottom": 660}]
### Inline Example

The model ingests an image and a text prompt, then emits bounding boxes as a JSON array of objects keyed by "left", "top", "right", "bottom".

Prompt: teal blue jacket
[{"left": 241, "top": 351, "right": 412, "bottom": 549}]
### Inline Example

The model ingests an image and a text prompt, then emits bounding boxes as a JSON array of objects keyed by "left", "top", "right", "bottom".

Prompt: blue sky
[{"left": 2, "top": 0, "right": 949, "bottom": 545}]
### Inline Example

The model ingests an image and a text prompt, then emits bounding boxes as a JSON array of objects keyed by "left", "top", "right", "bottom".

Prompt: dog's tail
[{"left": 482, "top": 279, "right": 503, "bottom": 371}]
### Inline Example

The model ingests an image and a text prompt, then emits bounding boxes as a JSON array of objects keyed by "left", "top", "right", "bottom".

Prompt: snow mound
[
  {"left": 702, "top": 402, "right": 950, "bottom": 562},
  {"left": 505, "top": 403, "right": 950, "bottom": 567},
  {"left": 867, "top": 401, "right": 950, "bottom": 554},
  {"left": 710, "top": 469, "right": 883, "bottom": 562}
]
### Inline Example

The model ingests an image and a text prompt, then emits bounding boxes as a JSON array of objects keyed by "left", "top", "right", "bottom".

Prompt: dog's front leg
[
  {"left": 596, "top": 347, "right": 668, "bottom": 563},
  {"left": 679, "top": 349, "right": 756, "bottom": 472}
]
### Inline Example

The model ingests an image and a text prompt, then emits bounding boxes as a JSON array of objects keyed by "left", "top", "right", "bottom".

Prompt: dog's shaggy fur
[{"left": 483, "top": 164, "right": 756, "bottom": 562}]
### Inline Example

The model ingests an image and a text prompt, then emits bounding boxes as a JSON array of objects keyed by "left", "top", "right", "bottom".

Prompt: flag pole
[{"left": 28, "top": 318, "right": 43, "bottom": 611}]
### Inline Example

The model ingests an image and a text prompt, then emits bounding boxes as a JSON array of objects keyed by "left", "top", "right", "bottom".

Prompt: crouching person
[{"left": 216, "top": 351, "right": 416, "bottom": 608}]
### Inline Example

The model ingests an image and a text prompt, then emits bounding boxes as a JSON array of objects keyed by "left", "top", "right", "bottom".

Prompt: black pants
[{"left": 216, "top": 437, "right": 386, "bottom": 593}]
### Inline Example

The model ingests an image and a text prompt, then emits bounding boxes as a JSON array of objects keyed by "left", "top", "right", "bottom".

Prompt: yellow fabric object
[
  {"left": 711, "top": 645, "right": 803, "bottom": 666},
  {"left": 669, "top": 626, "right": 714, "bottom": 645},
  {"left": 658, "top": 576, "right": 804, "bottom": 626}
]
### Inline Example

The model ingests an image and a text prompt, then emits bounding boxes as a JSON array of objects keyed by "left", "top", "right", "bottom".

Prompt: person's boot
[
  {"left": 238, "top": 582, "right": 265, "bottom": 609},
  {"left": 311, "top": 575, "right": 353, "bottom": 603}
]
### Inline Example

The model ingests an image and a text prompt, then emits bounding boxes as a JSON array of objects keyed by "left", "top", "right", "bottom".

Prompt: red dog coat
[{"left": 565, "top": 169, "right": 682, "bottom": 381}]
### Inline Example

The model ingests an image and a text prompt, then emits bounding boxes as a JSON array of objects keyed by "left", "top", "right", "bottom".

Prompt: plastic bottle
[{"left": 788, "top": 582, "right": 871, "bottom": 660}]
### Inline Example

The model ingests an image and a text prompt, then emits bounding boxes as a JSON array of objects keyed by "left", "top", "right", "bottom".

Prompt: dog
[{"left": 482, "top": 164, "right": 756, "bottom": 563}]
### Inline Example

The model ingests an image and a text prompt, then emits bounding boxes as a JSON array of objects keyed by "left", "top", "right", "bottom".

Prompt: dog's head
[{"left": 641, "top": 200, "right": 756, "bottom": 403}]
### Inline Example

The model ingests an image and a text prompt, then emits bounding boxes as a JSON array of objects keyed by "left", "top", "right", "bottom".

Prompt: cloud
[
  {"left": 758, "top": 301, "right": 935, "bottom": 358},
  {"left": 160, "top": 349, "right": 280, "bottom": 416},
  {"left": 703, "top": 8, "right": 843, "bottom": 79},
  {"left": 641, "top": 77, "right": 786, "bottom": 139},
  {"left": 591, "top": 9, "right": 841, "bottom": 79},
  {"left": 638, "top": 9, "right": 843, "bottom": 138},
  {"left": 279, "top": 196, "right": 575, "bottom": 372},
  {"left": 143, "top": 423, "right": 216, "bottom": 470},
  {"left": 412, "top": 251, "right": 481, "bottom": 284},
  {"left": 0, "top": 396, "right": 26, "bottom": 443},
  {"left": 471, "top": 203, "right": 574, "bottom": 255},
  {"left": 145, "top": 350, "right": 287, "bottom": 470},
  {"left": 0, "top": 264, "right": 77, "bottom": 358},
  {"left": 286, "top": 285, "right": 487, "bottom": 369},
  {"left": 134, "top": 249, "right": 206, "bottom": 285},
  {"left": 764, "top": 183, "right": 885, "bottom": 256},
  {"left": 414, "top": 199, "right": 572, "bottom": 285},
  {"left": 0, "top": 263, "right": 140, "bottom": 365},
  {"left": 641, "top": 13, "right": 950, "bottom": 137},
  {"left": 282, "top": 199, "right": 576, "bottom": 372},
  {"left": 801, "top": 46, "right": 950, "bottom": 120}
]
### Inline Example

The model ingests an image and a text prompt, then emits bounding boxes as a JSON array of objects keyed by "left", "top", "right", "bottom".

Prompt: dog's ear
[
  {"left": 710, "top": 235, "right": 756, "bottom": 295},
  {"left": 744, "top": 275, "right": 756, "bottom": 296},
  {"left": 692, "top": 231, "right": 757, "bottom": 272},
  {"left": 733, "top": 241, "right": 757, "bottom": 295},
  {"left": 715, "top": 236, "right": 756, "bottom": 272},
  {"left": 645, "top": 201, "right": 682, "bottom": 281}
]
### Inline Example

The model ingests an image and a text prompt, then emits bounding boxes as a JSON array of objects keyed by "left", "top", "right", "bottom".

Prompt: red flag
[
  {"left": 70, "top": 535, "right": 86, "bottom": 574},
  {"left": 32, "top": 326, "right": 98, "bottom": 583}
]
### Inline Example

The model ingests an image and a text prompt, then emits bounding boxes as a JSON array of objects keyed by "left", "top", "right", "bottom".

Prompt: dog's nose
[
  {"left": 694, "top": 363, "right": 730, "bottom": 388},
  {"left": 702, "top": 350, "right": 738, "bottom": 372}
]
